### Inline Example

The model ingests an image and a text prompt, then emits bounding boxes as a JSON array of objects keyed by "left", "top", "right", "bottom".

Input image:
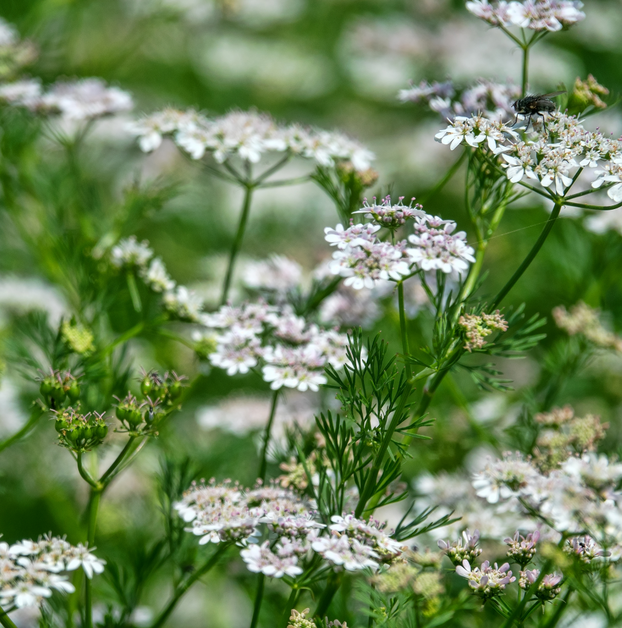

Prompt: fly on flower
[{"left": 512, "top": 91, "right": 566, "bottom": 129}]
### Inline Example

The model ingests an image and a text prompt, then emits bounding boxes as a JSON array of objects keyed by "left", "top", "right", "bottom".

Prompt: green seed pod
[
  {"left": 126, "top": 408, "right": 143, "bottom": 427},
  {"left": 95, "top": 424, "right": 108, "bottom": 440},
  {"left": 55, "top": 419, "right": 66, "bottom": 433},
  {"left": 169, "top": 382, "right": 182, "bottom": 400},
  {"left": 116, "top": 405, "right": 128, "bottom": 421},
  {"left": 67, "top": 427, "right": 83, "bottom": 444},
  {"left": 82, "top": 426, "right": 94, "bottom": 440},
  {"left": 67, "top": 381, "right": 80, "bottom": 402},
  {"left": 50, "top": 385, "right": 66, "bottom": 403},
  {"left": 40, "top": 379, "right": 54, "bottom": 396},
  {"left": 141, "top": 377, "right": 153, "bottom": 397}
]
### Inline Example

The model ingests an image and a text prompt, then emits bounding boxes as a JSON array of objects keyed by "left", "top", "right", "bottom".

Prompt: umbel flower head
[
  {"left": 456, "top": 559, "right": 516, "bottom": 600},
  {"left": 437, "top": 529, "right": 482, "bottom": 566},
  {"left": 129, "top": 108, "right": 374, "bottom": 172},
  {"left": 0, "top": 75, "right": 133, "bottom": 120},
  {"left": 0, "top": 534, "right": 105, "bottom": 610},
  {"left": 466, "top": 0, "right": 585, "bottom": 32},
  {"left": 436, "top": 111, "right": 622, "bottom": 200},
  {"left": 399, "top": 78, "right": 521, "bottom": 123},
  {"left": 199, "top": 301, "right": 349, "bottom": 392}
]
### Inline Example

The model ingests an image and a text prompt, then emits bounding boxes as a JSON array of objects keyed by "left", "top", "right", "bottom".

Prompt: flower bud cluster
[
  {"left": 0, "top": 534, "right": 105, "bottom": 610},
  {"left": 53, "top": 407, "right": 108, "bottom": 451},
  {"left": 60, "top": 320, "right": 95, "bottom": 355},
  {"left": 287, "top": 608, "right": 317, "bottom": 628},
  {"left": 437, "top": 530, "right": 482, "bottom": 566},
  {"left": 519, "top": 569, "right": 563, "bottom": 601},
  {"left": 570, "top": 75, "right": 609, "bottom": 112},
  {"left": 459, "top": 311, "right": 508, "bottom": 352},
  {"left": 563, "top": 535, "right": 605, "bottom": 566},
  {"left": 37, "top": 369, "right": 80, "bottom": 408},
  {"left": 456, "top": 559, "right": 516, "bottom": 600},
  {"left": 553, "top": 302, "right": 622, "bottom": 352},
  {"left": 504, "top": 530, "right": 540, "bottom": 567},
  {"left": 534, "top": 405, "right": 608, "bottom": 471}
]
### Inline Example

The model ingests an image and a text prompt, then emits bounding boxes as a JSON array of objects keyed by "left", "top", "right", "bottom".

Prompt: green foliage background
[{"left": 2, "top": 0, "right": 622, "bottom": 626}]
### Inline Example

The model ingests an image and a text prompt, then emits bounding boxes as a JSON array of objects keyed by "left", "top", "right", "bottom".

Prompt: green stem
[
  {"left": 501, "top": 561, "right": 551, "bottom": 628},
  {"left": 149, "top": 545, "right": 228, "bottom": 628},
  {"left": 397, "top": 282, "right": 412, "bottom": 380},
  {"left": 314, "top": 573, "right": 341, "bottom": 618},
  {"left": 84, "top": 489, "right": 101, "bottom": 628},
  {"left": 258, "top": 391, "right": 280, "bottom": 481},
  {"left": 126, "top": 272, "right": 142, "bottom": 313},
  {"left": 542, "top": 588, "right": 573, "bottom": 628},
  {"left": 0, "top": 607, "right": 18, "bottom": 628},
  {"left": 76, "top": 452, "right": 100, "bottom": 488},
  {"left": 0, "top": 408, "right": 43, "bottom": 455},
  {"left": 249, "top": 574, "right": 265, "bottom": 628},
  {"left": 521, "top": 44, "right": 529, "bottom": 96},
  {"left": 355, "top": 380, "right": 414, "bottom": 517},
  {"left": 99, "top": 436, "right": 137, "bottom": 485},
  {"left": 102, "top": 322, "right": 146, "bottom": 356},
  {"left": 491, "top": 202, "right": 562, "bottom": 309},
  {"left": 280, "top": 588, "right": 300, "bottom": 628},
  {"left": 221, "top": 184, "right": 254, "bottom": 305}
]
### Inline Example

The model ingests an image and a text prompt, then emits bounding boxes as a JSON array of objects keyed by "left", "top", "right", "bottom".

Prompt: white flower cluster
[
  {"left": 399, "top": 79, "right": 521, "bottom": 123},
  {"left": 0, "top": 77, "right": 133, "bottom": 121},
  {"left": 325, "top": 212, "right": 474, "bottom": 289},
  {"left": 109, "top": 236, "right": 205, "bottom": 322},
  {"left": 436, "top": 112, "right": 622, "bottom": 199},
  {"left": 243, "top": 255, "right": 303, "bottom": 296},
  {"left": 0, "top": 535, "right": 105, "bottom": 610},
  {"left": 473, "top": 451, "right": 622, "bottom": 543},
  {"left": 175, "top": 481, "right": 402, "bottom": 579},
  {"left": 129, "top": 108, "right": 374, "bottom": 171},
  {"left": 198, "top": 301, "right": 348, "bottom": 392},
  {"left": 466, "top": 0, "right": 585, "bottom": 32},
  {"left": 0, "top": 18, "right": 37, "bottom": 80},
  {"left": 455, "top": 559, "right": 516, "bottom": 599}
]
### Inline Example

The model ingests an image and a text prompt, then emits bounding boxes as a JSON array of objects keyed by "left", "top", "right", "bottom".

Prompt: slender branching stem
[
  {"left": 491, "top": 201, "right": 562, "bottom": 309},
  {"left": 0, "top": 407, "right": 43, "bottom": 454},
  {"left": 102, "top": 322, "right": 146, "bottom": 356},
  {"left": 254, "top": 154, "right": 291, "bottom": 184},
  {"left": 279, "top": 588, "right": 300, "bottom": 628},
  {"left": 83, "top": 489, "right": 102, "bottom": 628},
  {"left": 249, "top": 574, "right": 265, "bottom": 628},
  {"left": 149, "top": 545, "right": 229, "bottom": 628},
  {"left": 99, "top": 436, "right": 137, "bottom": 485},
  {"left": 314, "top": 572, "right": 341, "bottom": 618},
  {"left": 397, "top": 282, "right": 412, "bottom": 380},
  {"left": 76, "top": 452, "right": 99, "bottom": 489},
  {"left": 221, "top": 183, "right": 255, "bottom": 305},
  {"left": 258, "top": 390, "right": 280, "bottom": 481},
  {"left": 355, "top": 381, "right": 414, "bottom": 517},
  {"left": 521, "top": 44, "right": 530, "bottom": 96}
]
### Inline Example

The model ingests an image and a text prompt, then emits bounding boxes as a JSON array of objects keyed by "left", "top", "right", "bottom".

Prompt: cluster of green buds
[
  {"left": 37, "top": 369, "right": 80, "bottom": 409},
  {"left": 53, "top": 407, "right": 108, "bottom": 451},
  {"left": 114, "top": 393, "right": 160, "bottom": 434},
  {"left": 139, "top": 370, "right": 187, "bottom": 406}
]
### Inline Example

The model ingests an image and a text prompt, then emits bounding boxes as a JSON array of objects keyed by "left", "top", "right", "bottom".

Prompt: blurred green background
[{"left": 2, "top": 0, "right": 622, "bottom": 626}]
